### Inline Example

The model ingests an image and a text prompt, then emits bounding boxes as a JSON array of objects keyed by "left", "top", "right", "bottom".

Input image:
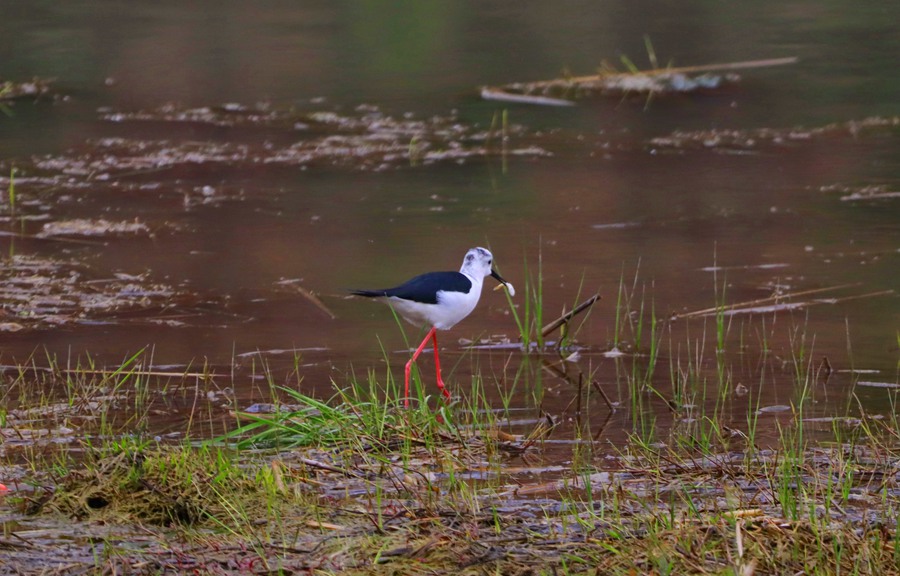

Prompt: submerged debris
[
  {"left": 38, "top": 218, "right": 150, "bottom": 238},
  {"left": 649, "top": 115, "right": 900, "bottom": 152},
  {"left": 15, "top": 105, "right": 551, "bottom": 183},
  {"left": 0, "top": 254, "right": 184, "bottom": 330},
  {"left": 100, "top": 101, "right": 291, "bottom": 127},
  {"left": 821, "top": 183, "right": 900, "bottom": 202}
]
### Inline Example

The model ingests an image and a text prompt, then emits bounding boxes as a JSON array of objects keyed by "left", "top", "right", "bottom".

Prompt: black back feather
[{"left": 351, "top": 271, "right": 472, "bottom": 305}]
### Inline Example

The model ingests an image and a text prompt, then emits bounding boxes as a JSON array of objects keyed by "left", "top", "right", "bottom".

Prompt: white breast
[{"left": 387, "top": 274, "right": 484, "bottom": 330}]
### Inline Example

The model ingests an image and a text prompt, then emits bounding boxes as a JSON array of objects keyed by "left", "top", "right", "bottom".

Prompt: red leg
[
  {"left": 431, "top": 329, "right": 451, "bottom": 400},
  {"left": 404, "top": 327, "right": 436, "bottom": 408}
]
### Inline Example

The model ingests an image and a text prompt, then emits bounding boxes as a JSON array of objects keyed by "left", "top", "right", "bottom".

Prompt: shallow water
[{"left": 0, "top": 2, "right": 898, "bottom": 453}]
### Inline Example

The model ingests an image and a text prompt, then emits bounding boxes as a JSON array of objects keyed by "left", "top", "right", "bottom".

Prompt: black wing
[{"left": 351, "top": 271, "right": 472, "bottom": 305}]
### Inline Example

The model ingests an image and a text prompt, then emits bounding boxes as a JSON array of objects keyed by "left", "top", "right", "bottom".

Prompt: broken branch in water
[
  {"left": 481, "top": 56, "right": 799, "bottom": 106},
  {"left": 541, "top": 293, "right": 601, "bottom": 338}
]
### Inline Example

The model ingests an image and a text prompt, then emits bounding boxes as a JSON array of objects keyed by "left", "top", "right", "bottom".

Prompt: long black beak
[{"left": 490, "top": 269, "right": 515, "bottom": 296}]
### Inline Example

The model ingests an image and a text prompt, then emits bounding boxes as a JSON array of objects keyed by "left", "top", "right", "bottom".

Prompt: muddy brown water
[{"left": 0, "top": 4, "right": 898, "bottom": 463}]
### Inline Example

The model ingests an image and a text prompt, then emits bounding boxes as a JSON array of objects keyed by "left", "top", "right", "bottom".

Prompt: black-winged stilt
[{"left": 352, "top": 247, "right": 514, "bottom": 406}]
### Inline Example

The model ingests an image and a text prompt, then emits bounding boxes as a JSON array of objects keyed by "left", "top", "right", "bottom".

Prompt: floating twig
[
  {"left": 481, "top": 56, "right": 799, "bottom": 105},
  {"left": 480, "top": 87, "right": 575, "bottom": 107}
]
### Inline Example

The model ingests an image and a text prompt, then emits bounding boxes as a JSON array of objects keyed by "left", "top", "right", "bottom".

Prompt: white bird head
[{"left": 460, "top": 247, "right": 515, "bottom": 296}]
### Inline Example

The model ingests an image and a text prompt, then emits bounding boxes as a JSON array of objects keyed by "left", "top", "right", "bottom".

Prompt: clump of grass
[
  {"left": 34, "top": 442, "right": 248, "bottom": 526},
  {"left": 218, "top": 374, "right": 500, "bottom": 461},
  {"left": 502, "top": 246, "right": 596, "bottom": 355},
  {"left": 220, "top": 384, "right": 397, "bottom": 450},
  {"left": 504, "top": 247, "right": 545, "bottom": 351}
]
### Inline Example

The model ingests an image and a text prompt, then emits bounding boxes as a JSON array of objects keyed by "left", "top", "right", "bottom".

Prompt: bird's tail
[{"left": 349, "top": 289, "right": 387, "bottom": 298}]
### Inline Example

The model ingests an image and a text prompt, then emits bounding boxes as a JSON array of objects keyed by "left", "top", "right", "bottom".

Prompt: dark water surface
[{"left": 1, "top": 2, "right": 898, "bottom": 451}]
